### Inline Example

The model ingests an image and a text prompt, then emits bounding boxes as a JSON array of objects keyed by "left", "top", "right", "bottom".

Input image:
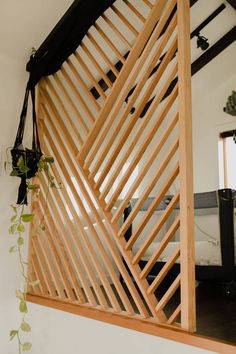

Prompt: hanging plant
[
  {"left": 5, "top": 81, "right": 62, "bottom": 353},
  {"left": 5, "top": 152, "right": 61, "bottom": 353},
  {"left": 223, "top": 90, "right": 236, "bottom": 116}
]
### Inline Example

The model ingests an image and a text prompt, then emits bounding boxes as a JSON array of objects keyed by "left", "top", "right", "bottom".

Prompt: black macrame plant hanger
[{"left": 11, "top": 85, "right": 42, "bottom": 205}]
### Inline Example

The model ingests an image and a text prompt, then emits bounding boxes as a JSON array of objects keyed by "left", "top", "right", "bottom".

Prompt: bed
[{"left": 124, "top": 189, "right": 236, "bottom": 293}]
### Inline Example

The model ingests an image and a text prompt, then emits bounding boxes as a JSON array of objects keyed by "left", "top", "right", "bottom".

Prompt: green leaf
[
  {"left": 19, "top": 300, "right": 28, "bottom": 313},
  {"left": 21, "top": 214, "right": 34, "bottom": 223},
  {"left": 17, "top": 155, "right": 25, "bottom": 167},
  {"left": 15, "top": 289, "right": 25, "bottom": 300},
  {"left": 28, "top": 184, "right": 40, "bottom": 190},
  {"left": 9, "top": 330, "right": 18, "bottom": 341},
  {"left": 17, "top": 237, "right": 24, "bottom": 246},
  {"left": 11, "top": 205, "right": 17, "bottom": 213},
  {"left": 22, "top": 342, "right": 32, "bottom": 351},
  {"left": 30, "top": 280, "right": 40, "bottom": 287},
  {"left": 17, "top": 156, "right": 30, "bottom": 173},
  {"left": 21, "top": 322, "right": 31, "bottom": 332},
  {"left": 11, "top": 215, "right": 17, "bottom": 223},
  {"left": 10, "top": 169, "right": 19, "bottom": 176},
  {"left": 19, "top": 165, "right": 30, "bottom": 174},
  {"left": 43, "top": 155, "right": 54, "bottom": 163},
  {"left": 17, "top": 223, "right": 25, "bottom": 233},
  {"left": 9, "top": 245, "right": 17, "bottom": 253},
  {"left": 9, "top": 224, "right": 17, "bottom": 235}
]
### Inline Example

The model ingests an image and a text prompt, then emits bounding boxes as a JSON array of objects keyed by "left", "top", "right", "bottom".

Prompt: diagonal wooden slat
[
  {"left": 117, "top": 150, "right": 179, "bottom": 237},
  {"left": 30, "top": 250, "right": 48, "bottom": 295},
  {"left": 42, "top": 130, "right": 123, "bottom": 312},
  {"left": 75, "top": 50, "right": 108, "bottom": 100},
  {"left": 33, "top": 207, "right": 76, "bottom": 301},
  {"left": 111, "top": 4, "right": 139, "bottom": 36},
  {"left": 100, "top": 69, "right": 178, "bottom": 208},
  {"left": 78, "top": 0, "right": 175, "bottom": 162},
  {"left": 139, "top": 216, "right": 180, "bottom": 277},
  {"left": 40, "top": 101, "right": 149, "bottom": 317},
  {"left": 92, "top": 34, "right": 178, "bottom": 186},
  {"left": 84, "top": 0, "right": 177, "bottom": 170},
  {"left": 38, "top": 175, "right": 113, "bottom": 309},
  {"left": 101, "top": 13, "right": 132, "bottom": 49},
  {"left": 40, "top": 96, "right": 168, "bottom": 321},
  {"left": 148, "top": 247, "right": 181, "bottom": 294},
  {"left": 155, "top": 273, "right": 181, "bottom": 312},
  {"left": 132, "top": 192, "right": 180, "bottom": 264},
  {"left": 167, "top": 304, "right": 181, "bottom": 324}
]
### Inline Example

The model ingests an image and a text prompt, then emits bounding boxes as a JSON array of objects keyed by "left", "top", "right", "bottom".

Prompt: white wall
[
  {"left": 192, "top": 44, "right": 236, "bottom": 193},
  {"left": 0, "top": 1, "right": 235, "bottom": 353}
]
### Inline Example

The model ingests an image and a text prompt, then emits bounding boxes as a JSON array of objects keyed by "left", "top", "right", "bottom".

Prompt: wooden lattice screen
[{"left": 27, "top": 0, "right": 196, "bottom": 333}]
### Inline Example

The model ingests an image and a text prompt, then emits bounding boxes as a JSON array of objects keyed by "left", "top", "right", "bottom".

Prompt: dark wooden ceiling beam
[{"left": 226, "top": 0, "right": 236, "bottom": 10}]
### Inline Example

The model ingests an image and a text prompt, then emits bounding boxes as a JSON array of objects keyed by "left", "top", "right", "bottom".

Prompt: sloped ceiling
[
  {"left": 0, "top": 0, "right": 235, "bottom": 88},
  {"left": 0, "top": 0, "right": 73, "bottom": 62}
]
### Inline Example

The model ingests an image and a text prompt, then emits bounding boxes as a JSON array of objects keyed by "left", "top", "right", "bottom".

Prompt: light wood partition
[{"left": 28, "top": 0, "right": 196, "bottom": 333}]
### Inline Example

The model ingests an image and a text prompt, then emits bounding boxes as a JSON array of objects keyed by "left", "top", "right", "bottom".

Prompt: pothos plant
[{"left": 5, "top": 151, "right": 62, "bottom": 353}]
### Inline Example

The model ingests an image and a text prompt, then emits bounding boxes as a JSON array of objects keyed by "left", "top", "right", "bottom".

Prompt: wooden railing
[{"left": 27, "top": 0, "right": 196, "bottom": 333}]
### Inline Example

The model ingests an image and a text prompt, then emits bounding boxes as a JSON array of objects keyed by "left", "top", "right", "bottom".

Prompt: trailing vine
[{"left": 5, "top": 152, "right": 62, "bottom": 353}]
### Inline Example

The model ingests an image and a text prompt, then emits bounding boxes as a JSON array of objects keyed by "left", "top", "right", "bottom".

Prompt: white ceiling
[
  {"left": 0, "top": 0, "right": 74, "bottom": 62},
  {"left": 0, "top": 0, "right": 235, "bottom": 67}
]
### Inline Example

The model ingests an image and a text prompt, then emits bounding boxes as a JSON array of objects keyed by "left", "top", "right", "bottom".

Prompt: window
[{"left": 219, "top": 130, "right": 236, "bottom": 189}]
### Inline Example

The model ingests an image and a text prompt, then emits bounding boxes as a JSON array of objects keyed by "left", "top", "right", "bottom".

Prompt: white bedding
[
  {"left": 131, "top": 209, "right": 236, "bottom": 266},
  {"left": 133, "top": 240, "right": 224, "bottom": 266}
]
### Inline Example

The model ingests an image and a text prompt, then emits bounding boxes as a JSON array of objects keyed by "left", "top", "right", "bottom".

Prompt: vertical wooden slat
[{"left": 177, "top": 0, "right": 196, "bottom": 332}]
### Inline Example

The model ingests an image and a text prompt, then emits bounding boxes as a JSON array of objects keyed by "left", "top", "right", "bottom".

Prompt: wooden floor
[
  {"left": 195, "top": 282, "right": 236, "bottom": 344},
  {"left": 121, "top": 275, "right": 236, "bottom": 344}
]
